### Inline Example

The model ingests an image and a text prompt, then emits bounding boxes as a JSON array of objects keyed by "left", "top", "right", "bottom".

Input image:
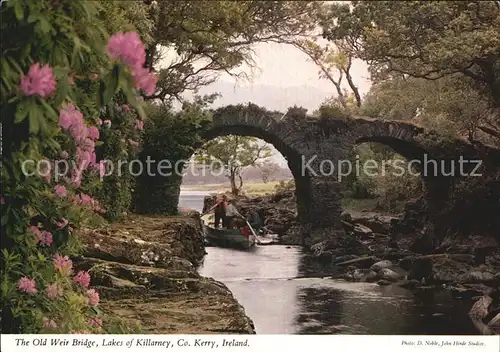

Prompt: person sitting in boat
[
  {"left": 224, "top": 198, "right": 243, "bottom": 228},
  {"left": 246, "top": 209, "right": 262, "bottom": 230}
]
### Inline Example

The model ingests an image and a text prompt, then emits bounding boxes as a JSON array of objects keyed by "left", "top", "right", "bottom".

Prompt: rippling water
[{"left": 180, "top": 191, "right": 478, "bottom": 335}]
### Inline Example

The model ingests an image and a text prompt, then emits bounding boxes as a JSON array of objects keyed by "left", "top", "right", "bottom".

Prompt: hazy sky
[
  {"left": 170, "top": 41, "right": 373, "bottom": 167},
  {"left": 204, "top": 42, "right": 372, "bottom": 166},
  {"left": 217, "top": 42, "right": 372, "bottom": 99}
]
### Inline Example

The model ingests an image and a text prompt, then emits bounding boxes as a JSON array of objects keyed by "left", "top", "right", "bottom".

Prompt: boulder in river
[
  {"left": 378, "top": 268, "right": 402, "bottom": 282},
  {"left": 370, "top": 260, "right": 393, "bottom": 272}
]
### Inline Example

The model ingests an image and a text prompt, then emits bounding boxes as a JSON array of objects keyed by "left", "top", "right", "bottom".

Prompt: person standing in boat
[{"left": 202, "top": 194, "right": 227, "bottom": 228}]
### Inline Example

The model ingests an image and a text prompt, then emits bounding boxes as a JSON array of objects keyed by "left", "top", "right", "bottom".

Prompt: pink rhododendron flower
[
  {"left": 79, "top": 138, "right": 96, "bottom": 152},
  {"left": 103, "top": 120, "right": 111, "bottom": 127},
  {"left": 128, "top": 139, "right": 139, "bottom": 147},
  {"left": 56, "top": 218, "right": 69, "bottom": 229},
  {"left": 71, "top": 173, "right": 82, "bottom": 188},
  {"left": 107, "top": 32, "right": 146, "bottom": 68},
  {"left": 131, "top": 66, "right": 157, "bottom": 96},
  {"left": 73, "top": 271, "right": 91, "bottom": 288},
  {"left": 46, "top": 283, "right": 63, "bottom": 299},
  {"left": 99, "top": 162, "right": 107, "bottom": 178},
  {"left": 40, "top": 231, "right": 53, "bottom": 246},
  {"left": 135, "top": 119, "right": 144, "bottom": 131},
  {"left": 29, "top": 225, "right": 42, "bottom": 237},
  {"left": 69, "top": 120, "right": 88, "bottom": 142},
  {"left": 53, "top": 254, "right": 73, "bottom": 276},
  {"left": 42, "top": 317, "right": 58, "bottom": 329},
  {"left": 88, "top": 317, "right": 103, "bottom": 329},
  {"left": 18, "top": 277, "right": 37, "bottom": 295},
  {"left": 122, "top": 104, "right": 131, "bottom": 112},
  {"left": 87, "top": 126, "right": 100, "bottom": 140},
  {"left": 20, "top": 63, "right": 56, "bottom": 98},
  {"left": 59, "top": 104, "right": 82, "bottom": 130},
  {"left": 30, "top": 226, "right": 51, "bottom": 246},
  {"left": 54, "top": 184, "right": 67, "bottom": 197},
  {"left": 85, "top": 289, "right": 100, "bottom": 306}
]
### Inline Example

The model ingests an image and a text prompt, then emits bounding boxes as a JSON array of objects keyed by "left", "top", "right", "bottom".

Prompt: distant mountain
[{"left": 190, "top": 80, "right": 333, "bottom": 113}]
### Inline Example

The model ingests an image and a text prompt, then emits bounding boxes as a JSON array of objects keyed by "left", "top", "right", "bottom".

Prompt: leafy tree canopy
[
  {"left": 195, "top": 136, "right": 272, "bottom": 195},
  {"left": 145, "top": 1, "right": 321, "bottom": 101}
]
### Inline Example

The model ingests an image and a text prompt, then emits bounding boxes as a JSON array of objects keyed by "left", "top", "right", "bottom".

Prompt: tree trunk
[{"left": 229, "top": 169, "right": 239, "bottom": 195}]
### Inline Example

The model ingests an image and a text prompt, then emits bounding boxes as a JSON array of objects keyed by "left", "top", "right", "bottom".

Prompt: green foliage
[
  {"left": 133, "top": 101, "right": 212, "bottom": 214},
  {"left": 145, "top": 1, "right": 320, "bottom": 101},
  {"left": 322, "top": 0, "right": 500, "bottom": 142},
  {"left": 195, "top": 136, "right": 272, "bottom": 195},
  {"left": 341, "top": 144, "right": 422, "bottom": 212},
  {"left": 1, "top": 0, "right": 149, "bottom": 333},
  {"left": 96, "top": 100, "right": 142, "bottom": 221}
]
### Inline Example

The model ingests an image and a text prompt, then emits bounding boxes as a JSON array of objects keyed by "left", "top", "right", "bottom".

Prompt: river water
[{"left": 180, "top": 190, "right": 478, "bottom": 335}]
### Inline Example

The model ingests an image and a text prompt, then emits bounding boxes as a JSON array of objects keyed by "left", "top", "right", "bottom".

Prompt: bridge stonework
[
  {"left": 133, "top": 104, "right": 499, "bottom": 246},
  {"left": 197, "top": 104, "right": 500, "bottom": 243}
]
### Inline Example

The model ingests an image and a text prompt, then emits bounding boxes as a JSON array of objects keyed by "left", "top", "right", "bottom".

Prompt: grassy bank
[
  {"left": 182, "top": 181, "right": 403, "bottom": 215},
  {"left": 182, "top": 180, "right": 285, "bottom": 196}
]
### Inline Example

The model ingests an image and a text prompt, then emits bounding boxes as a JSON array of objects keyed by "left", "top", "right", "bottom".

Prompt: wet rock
[
  {"left": 378, "top": 268, "right": 402, "bottom": 282},
  {"left": 370, "top": 260, "right": 393, "bottom": 272},
  {"left": 333, "top": 254, "right": 359, "bottom": 264},
  {"left": 397, "top": 279, "right": 421, "bottom": 289},
  {"left": 353, "top": 224, "right": 373, "bottom": 238},
  {"left": 350, "top": 269, "right": 378, "bottom": 282},
  {"left": 463, "top": 271, "right": 495, "bottom": 284},
  {"left": 448, "top": 284, "right": 492, "bottom": 299},
  {"left": 469, "top": 295, "right": 493, "bottom": 320},
  {"left": 488, "top": 313, "right": 500, "bottom": 333},
  {"left": 317, "top": 251, "right": 334, "bottom": 265},
  {"left": 80, "top": 215, "right": 255, "bottom": 334},
  {"left": 350, "top": 214, "right": 398, "bottom": 234},
  {"left": 336, "top": 256, "right": 379, "bottom": 269},
  {"left": 377, "top": 279, "right": 392, "bottom": 286}
]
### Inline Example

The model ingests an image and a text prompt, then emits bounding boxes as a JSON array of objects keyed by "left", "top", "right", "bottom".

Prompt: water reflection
[
  {"left": 198, "top": 246, "right": 478, "bottom": 335},
  {"left": 182, "top": 192, "right": 478, "bottom": 335}
]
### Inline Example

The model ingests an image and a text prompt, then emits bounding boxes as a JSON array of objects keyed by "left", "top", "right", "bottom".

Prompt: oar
[{"left": 244, "top": 219, "right": 262, "bottom": 245}]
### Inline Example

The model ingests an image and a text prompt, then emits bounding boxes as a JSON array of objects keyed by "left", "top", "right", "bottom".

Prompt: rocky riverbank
[
  {"left": 236, "top": 189, "right": 500, "bottom": 334},
  {"left": 75, "top": 215, "right": 255, "bottom": 334}
]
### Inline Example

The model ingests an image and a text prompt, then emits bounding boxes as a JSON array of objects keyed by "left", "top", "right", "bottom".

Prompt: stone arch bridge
[
  {"left": 199, "top": 104, "right": 500, "bottom": 237},
  {"left": 135, "top": 103, "right": 500, "bottom": 244}
]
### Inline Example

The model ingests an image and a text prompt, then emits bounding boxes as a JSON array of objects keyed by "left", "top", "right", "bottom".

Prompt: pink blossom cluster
[
  {"left": 18, "top": 277, "right": 37, "bottom": 295},
  {"left": 88, "top": 317, "right": 103, "bottom": 329},
  {"left": 85, "top": 289, "right": 100, "bottom": 306},
  {"left": 53, "top": 253, "right": 73, "bottom": 276},
  {"left": 29, "top": 225, "right": 53, "bottom": 246},
  {"left": 73, "top": 271, "right": 91, "bottom": 288},
  {"left": 42, "top": 317, "right": 57, "bottom": 330},
  {"left": 106, "top": 32, "right": 157, "bottom": 96},
  {"left": 56, "top": 218, "right": 69, "bottom": 229},
  {"left": 46, "top": 283, "right": 63, "bottom": 299},
  {"left": 58, "top": 104, "right": 101, "bottom": 187},
  {"left": 73, "top": 193, "right": 106, "bottom": 213},
  {"left": 135, "top": 119, "right": 144, "bottom": 131},
  {"left": 54, "top": 184, "right": 67, "bottom": 197},
  {"left": 128, "top": 139, "right": 139, "bottom": 148},
  {"left": 20, "top": 63, "right": 57, "bottom": 98}
]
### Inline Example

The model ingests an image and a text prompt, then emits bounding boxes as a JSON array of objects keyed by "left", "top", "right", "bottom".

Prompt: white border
[{"left": 1, "top": 334, "right": 499, "bottom": 352}]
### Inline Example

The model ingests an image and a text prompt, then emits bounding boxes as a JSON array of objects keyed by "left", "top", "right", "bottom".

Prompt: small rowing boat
[{"left": 203, "top": 224, "right": 256, "bottom": 250}]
